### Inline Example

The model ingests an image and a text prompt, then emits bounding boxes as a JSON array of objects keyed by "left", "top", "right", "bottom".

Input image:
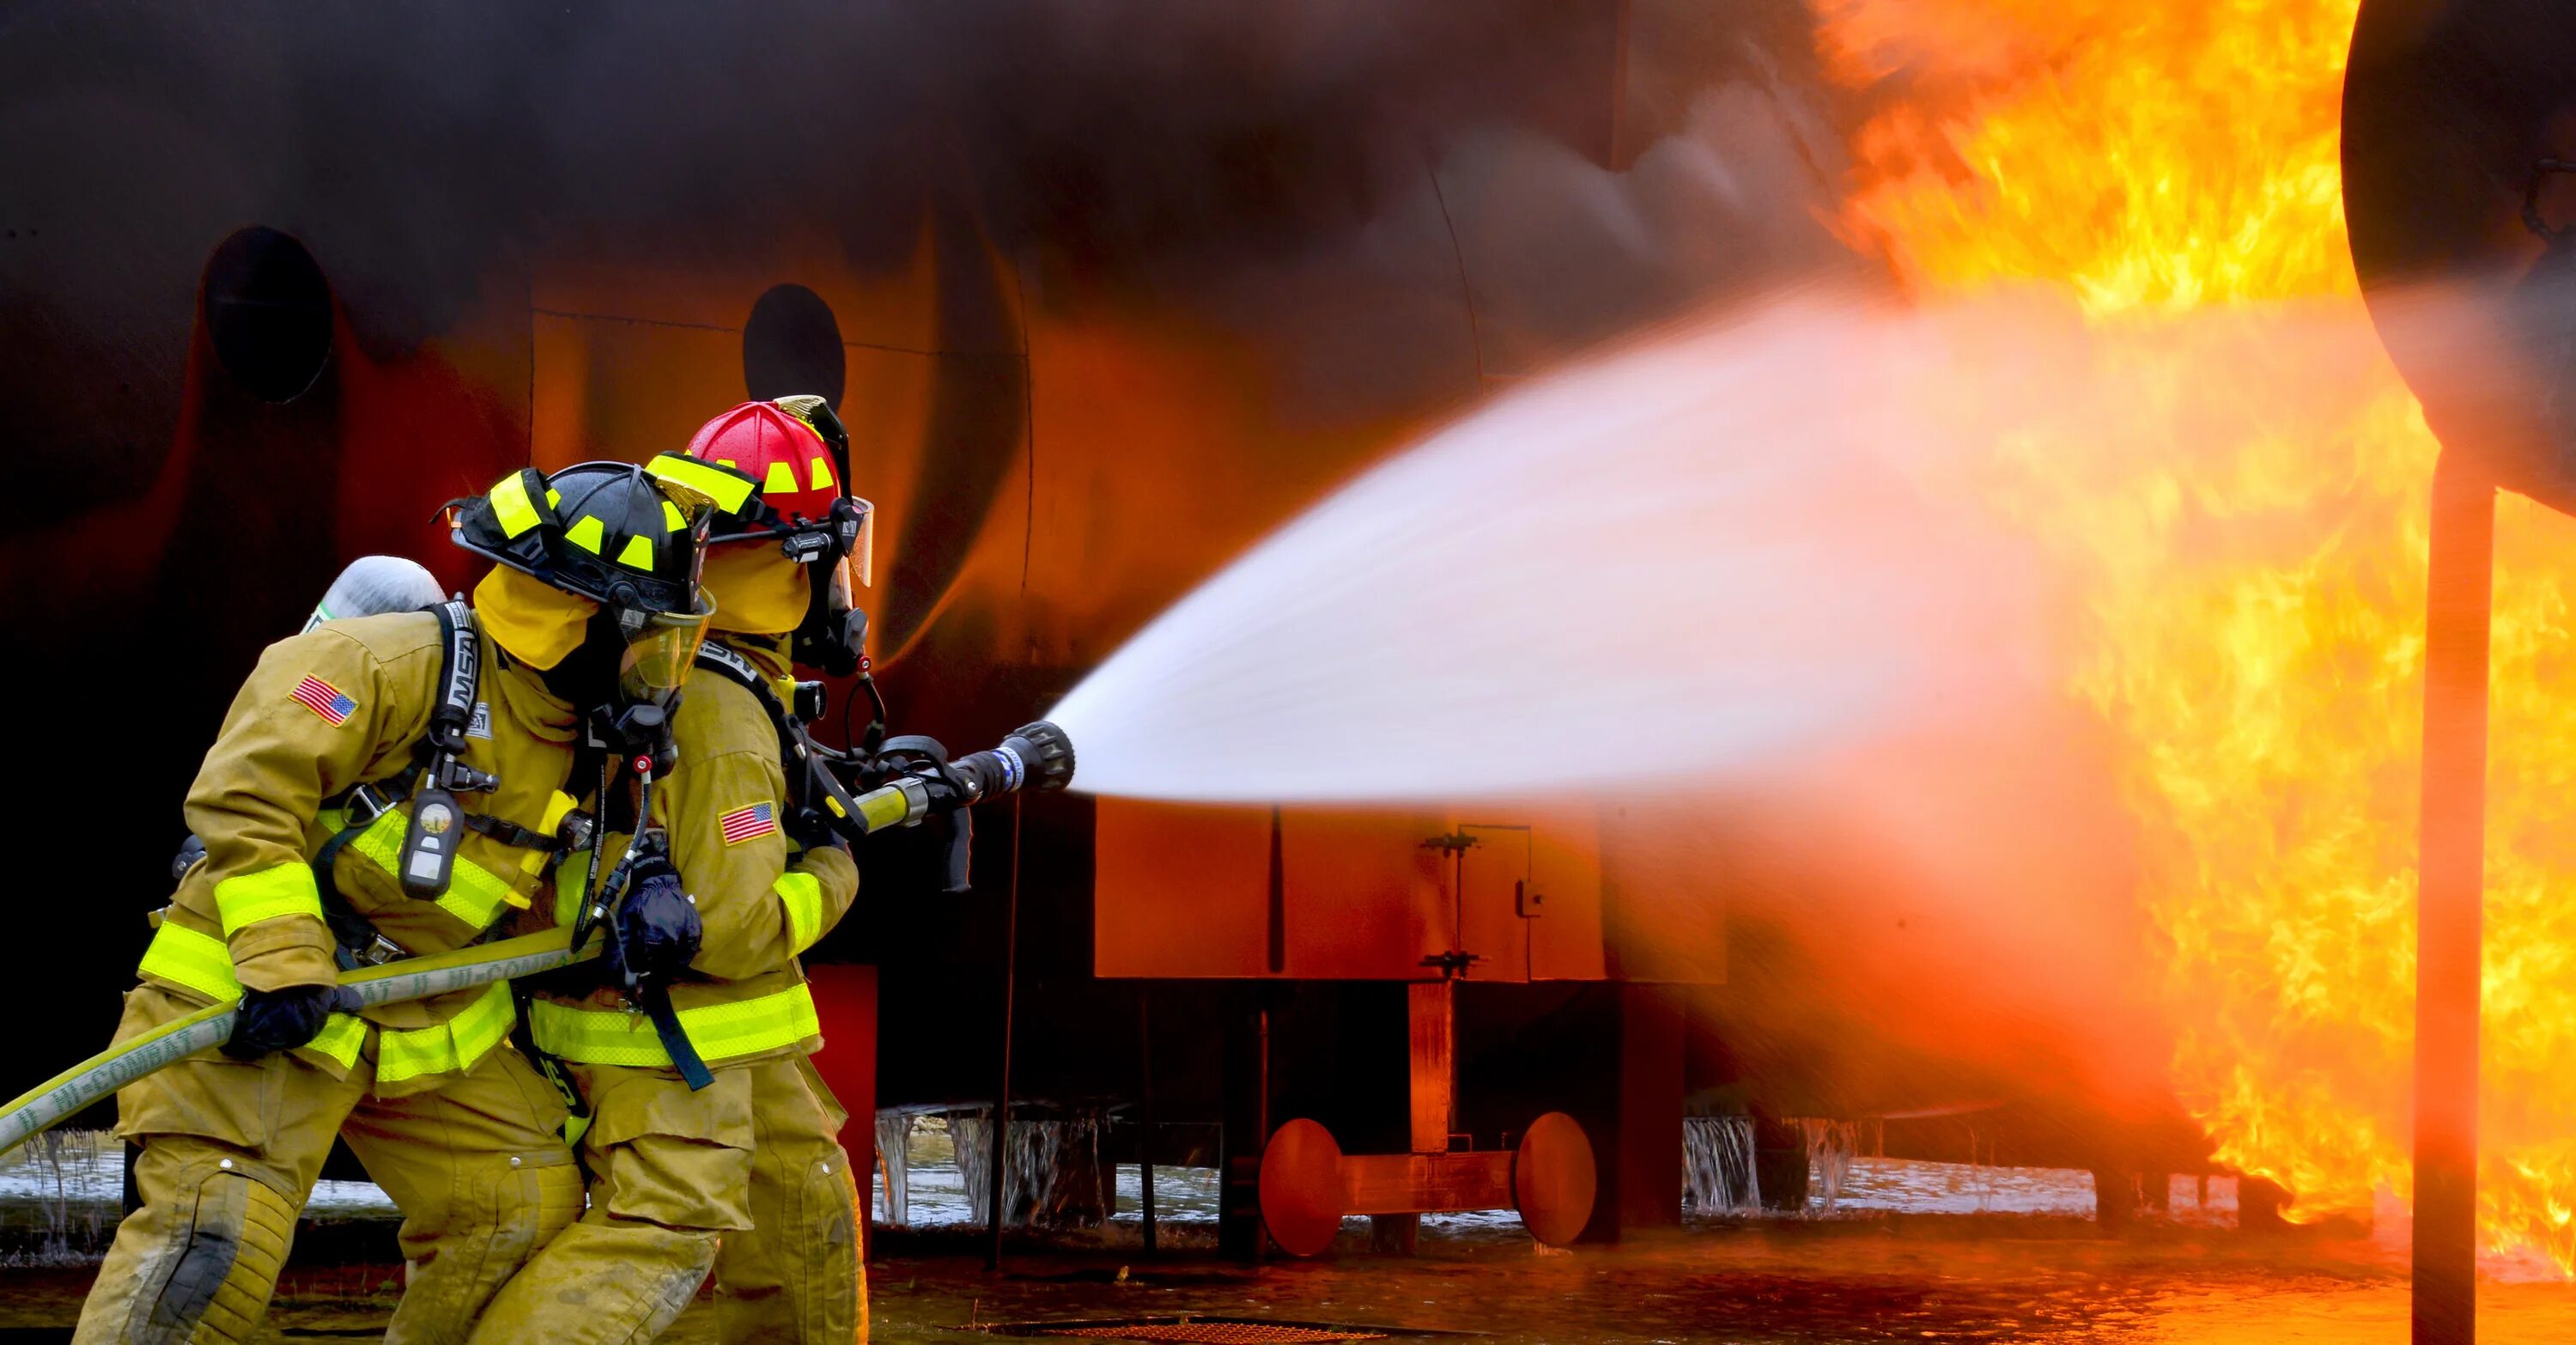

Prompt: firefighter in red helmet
[{"left": 476, "top": 400, "right": 872, "bottom": 1343}]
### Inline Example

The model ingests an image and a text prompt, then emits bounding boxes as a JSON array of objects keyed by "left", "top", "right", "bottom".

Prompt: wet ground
[
  {"left": 7, "top": 1135, "right": 2573, "bottom": 1342},
  {"left": 5, "top": 1216, "right": 2575, "bottom": 1343}
]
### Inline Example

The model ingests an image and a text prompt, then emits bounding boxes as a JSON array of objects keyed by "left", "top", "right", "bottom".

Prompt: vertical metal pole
[
  {"left": 1255, "top": 1002, "right": 1270, "bottom": 1259},
  {"left": 1266, "top": 806, "right": 1286, "bottom": 974},
  {"left": 2414, "top": 447, "right": 2493, "bottom": 1345},
  {"left": 1138, "top": 988, "right": 1158, "bottom": 1255},
  {"left": 986, "top": 797, "right": 1024, "bottom": 1273},
  {"left": 1217, "top": 990, "right": 1272, "bottom": 1260}
]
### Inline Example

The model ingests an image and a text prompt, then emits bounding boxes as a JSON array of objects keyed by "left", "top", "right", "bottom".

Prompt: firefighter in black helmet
[{"left": 77, "top": 459, "right": 716, "bottom": 1345}]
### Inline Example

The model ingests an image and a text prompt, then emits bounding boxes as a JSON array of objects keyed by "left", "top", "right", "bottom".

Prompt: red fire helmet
[
  {"left": 684, "top": 399, "right": 844, "bottom": 527},
  {"left": 677, "top": 397, "right": 874, "bottom": 591}
]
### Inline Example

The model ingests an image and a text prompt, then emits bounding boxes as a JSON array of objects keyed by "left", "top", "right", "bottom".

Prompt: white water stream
[{"left": 1051, "top": 290, "right": 2045, "bottom": 804}]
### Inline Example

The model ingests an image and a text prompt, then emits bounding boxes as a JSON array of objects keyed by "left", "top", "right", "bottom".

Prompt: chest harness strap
[{"left": 308, "top": 606, "right": 568, "bottom": 967}]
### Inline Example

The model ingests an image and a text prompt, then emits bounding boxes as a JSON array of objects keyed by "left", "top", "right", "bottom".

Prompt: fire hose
[
  {"left": 0, "top": 720, "right": 1077, "bottom": 1157},
  {"left": 0, "top": 927, "right": 598, "bottom": 1159}
]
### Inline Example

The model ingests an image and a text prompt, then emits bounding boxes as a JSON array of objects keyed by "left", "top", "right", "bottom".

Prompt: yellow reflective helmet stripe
[
  {"left": 346, "top": 810, "right": 526, "bottom": 926},
  {"left": 137, "top": 922, "right": 242, "bottom": 1002},
  {"left": 615, "top": 533, "right": 656, "bottom": 571},
  {"left": 809, "top": 456, "right": 833, "bottom": 490},
  {"left": 762, "top": 460, "right": 799, "bottom": 496},
  {"left": 646, "top": 452, "right": 757, "bottom": 514},
  {"left": 662, "top": 501, "right": 688, "bottom": 533},
  {"left": 562, "top": 514, "right": 605, "bottom": 555},
  {"left": 214, "top": 864, "right": 325, "bottom": 935},
  {"left": 526, "top": 983, "right": 821, "bottom": 1067},
  {"left": 489, "top": 471, "right": 544, "bottom": 539},
  {"left": 775, "top": 871, "right": 823, "bottom": 954},
  {"left": 137, "top": 923, "right": 364, "bottom": 1070},
  {"left": 376, "top": 982, "right": 515, "bottom": 1085}
]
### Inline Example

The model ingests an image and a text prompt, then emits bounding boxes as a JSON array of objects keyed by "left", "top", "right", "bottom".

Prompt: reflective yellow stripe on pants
[
  {"left": 526, "top": 983, "right": 820, "bottom": 1068},
  {"left": 136, "top": 922, "right": 513, "bottom": 1079}
]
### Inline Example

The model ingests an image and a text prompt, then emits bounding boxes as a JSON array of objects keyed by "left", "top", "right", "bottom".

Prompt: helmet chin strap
[{"left": 793, "top": 557, "right": 865, "bottom": 678}]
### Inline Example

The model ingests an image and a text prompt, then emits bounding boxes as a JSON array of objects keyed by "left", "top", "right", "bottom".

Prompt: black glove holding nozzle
[
  {"left": 224, "top": 983, "right": 364, "bottom": 1061},
  {"left": 605, "top": 852, "right": 702, "bottom": 991}
]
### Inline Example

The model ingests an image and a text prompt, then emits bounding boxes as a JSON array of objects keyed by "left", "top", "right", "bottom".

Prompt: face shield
[
  {"left": 612, "top": 587, "right": 715, "bottom": 710},
  {"left": 845, "top": 494, "right": 875, "bottom": 589}
]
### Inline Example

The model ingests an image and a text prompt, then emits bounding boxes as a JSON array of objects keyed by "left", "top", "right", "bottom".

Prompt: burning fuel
[{"left": 1825, "top": 0, "right": 2576, "bottom": 1273}]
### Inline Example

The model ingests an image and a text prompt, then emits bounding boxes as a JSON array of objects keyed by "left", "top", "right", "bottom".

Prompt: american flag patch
[
  {"left": 718, "top": 801, "right": 778, "bottom": 846},
  {"left": 289, "top": 675, "right": 356, "bottom": 727}
]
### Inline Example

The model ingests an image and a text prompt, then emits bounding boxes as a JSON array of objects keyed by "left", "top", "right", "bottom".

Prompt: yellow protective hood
[
  {"left": 473, "top": 564, "right": 599, "bottom": 671},
  {"left": 702, "top": 542, "right": 808, "bottom": 636}
]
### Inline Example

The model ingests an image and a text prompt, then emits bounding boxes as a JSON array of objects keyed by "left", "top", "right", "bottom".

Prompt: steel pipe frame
[{"left": 2415, "top": 447, "right": 2493, "bottom": 1345}]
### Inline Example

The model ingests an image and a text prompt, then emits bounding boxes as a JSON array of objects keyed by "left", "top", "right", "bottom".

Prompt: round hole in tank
[
  {"left": 743, "top": 283, "right": 846, "bottom": 409},
  {"left": 202, "top": 227, "right": 333, "bottom": 403}
]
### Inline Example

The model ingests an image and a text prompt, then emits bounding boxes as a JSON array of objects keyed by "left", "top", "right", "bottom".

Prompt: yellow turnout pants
[
  {"left": 708, "top": 1054, "right": 865, "bottom": 1342},
  {"left": 470, "top": 1059, "right": 746, "bottom": 1344},
  {"left": 475, "top": 1053, "right": 865, "bottom": 1344}
]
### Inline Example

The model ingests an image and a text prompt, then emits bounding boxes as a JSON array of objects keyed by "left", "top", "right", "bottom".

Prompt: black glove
[
  {"left": 224, "top": 983, "right": 359, "bottom": 1061},
  {"left": 606, "top": 854, "right": 702, "bottom": 989}
]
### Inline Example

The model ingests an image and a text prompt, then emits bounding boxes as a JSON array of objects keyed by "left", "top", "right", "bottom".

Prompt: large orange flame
[{"left": 1818, "top": 0, "right": 2576, "bottom": 1269}]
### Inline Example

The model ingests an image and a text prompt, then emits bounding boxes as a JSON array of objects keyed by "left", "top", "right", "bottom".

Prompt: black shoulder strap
[
  {"left": 695, "top": 641, "right": 797, "bottom": 746},
  {"left": 423, "top": 599, "right": 480, "bottom": 752},
  {"left": 694, "top": 641, "right": 774, "bottom": 706},
  {"left": 696, "top": 642, "right": 839, "bottom": 821}
]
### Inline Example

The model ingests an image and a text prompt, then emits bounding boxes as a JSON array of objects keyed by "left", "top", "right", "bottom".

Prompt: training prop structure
[{"left": 1257, "top": 980, "right": 1597, "bottom": 1257}]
